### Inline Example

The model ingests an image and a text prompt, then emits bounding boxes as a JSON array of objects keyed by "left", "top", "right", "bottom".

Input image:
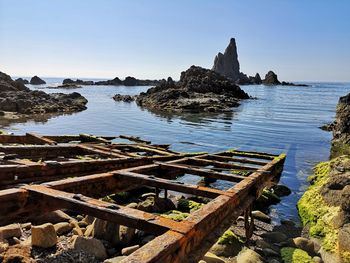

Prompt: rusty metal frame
[{"left": 0, "top": 133, "right": 286, "bottom": 263}]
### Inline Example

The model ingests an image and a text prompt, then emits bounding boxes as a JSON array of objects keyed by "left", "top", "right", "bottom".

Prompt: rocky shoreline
[
  {"left": 0, "top": 71, "right": 88, "bottom": 123},
  {"left": 296, "top": 93, "right": 350, "bottom": 263}
]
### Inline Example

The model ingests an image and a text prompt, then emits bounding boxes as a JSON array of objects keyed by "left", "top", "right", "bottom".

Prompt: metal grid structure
[{"left": 0, "top": 133, "right": 286, "bottom": 263}]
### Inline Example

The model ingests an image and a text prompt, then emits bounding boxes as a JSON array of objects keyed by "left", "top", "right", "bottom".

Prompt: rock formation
[
  {"left": 262, "top": 71, "right": 281, "bottom": 85},
  {"left": 0, "top": 71, "right": 87, "bottom": 116},
  {"left": 298, "top": 93, "right": 350, "bottom": 262},
  {"left": 136, "top": 65, "right": 249, "bottom": 112},
  {"left": 15, "top": 78, "right": 29, "bottom": 85},
  {"left": 212, "top": 38, "right": 240, "bottom": 82},
  {"left": 30, "top": 76, "right": 46, "bottom": 85},
  {"left": 62, "top": 79, "right": 94, "bottom": 85},
  {"left": 95, "top": 77, "right": 122, "bottom": 86},
  {"left": 113, "top": 94, "right": 136, "bottom": 102}
]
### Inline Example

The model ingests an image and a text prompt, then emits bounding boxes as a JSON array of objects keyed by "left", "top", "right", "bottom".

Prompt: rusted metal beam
[
  {"left": 26, "top": 133, "right": 57, "bottom": 145},
  {"left": 113, "top": 171, "right": 227, "bottom": 199},
  {"left": 123, "top": 153, "right": 285, "bottom": 263},
  {"left": 196, "top": 153, "right": 269, "bottom": 166},
  {"left": 22, "top": 185, "right": 192, "bottom": 235},
  {"left": 220, "top": 150, "right": 276, "bottom": 160},
  {"left": 188, "top": 157, "right": 260, "bottom": 171},
  {"left": 154, "top": 161, "right": 246, "bottom": 183}
]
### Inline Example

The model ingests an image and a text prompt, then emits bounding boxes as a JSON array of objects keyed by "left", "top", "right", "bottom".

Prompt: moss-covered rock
[
  {"left": 298, "top": 157, "right": 350, "bottom": 262},
  {"left": 177, "top": 198, "right": 203, "bottom": 213},
  {"left": 281, "top": 247, "right": 313, "bottom": 263},
  {"left": 161, "top": 210, "right": 189, "bottom": 221},
  {"left": 210, "top": 229, "right": 244, "bottom": 257}
]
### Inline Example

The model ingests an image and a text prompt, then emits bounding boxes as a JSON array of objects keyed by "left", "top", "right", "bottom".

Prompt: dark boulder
[
  {"left": 1, "top": 72, "right": 29, "bottom": 92},
  {"left": 30, "top": 76, "right": 46, "bottom": 85},
  {"left": 262, "top": 71, "right": 280, "bottom": 85},
  {"left": 15, "top": 78, "right": 29, "bottom": 85},
  {"left": 123, "top": 76, "right": 138, "bottom": 86},
  {"left": 113, "top": 94, "right": 136, "bottom": 102}
]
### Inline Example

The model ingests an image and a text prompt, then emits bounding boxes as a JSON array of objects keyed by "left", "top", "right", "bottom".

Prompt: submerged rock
[
  {"left": 113, "top": 94, "right": 136, "bottom": 102},
  {"left": 136, "top": 65, "right": 249, "bottom": 113},
  {"left": 30, "top": 76, "right": 46, "bottom": 85},
  {"left": 15, "top": 78, "right": 29, "bottom": 85}
]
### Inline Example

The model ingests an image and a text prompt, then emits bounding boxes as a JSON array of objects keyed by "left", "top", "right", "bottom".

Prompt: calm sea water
[{"left": 3, "top": 79, "right": 350, "bottom": 224}]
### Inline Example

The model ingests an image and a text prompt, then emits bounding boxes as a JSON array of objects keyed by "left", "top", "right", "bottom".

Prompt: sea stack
[
  {"left": 262, "top": 71, "right": 280, "bottom": 85},
  {"left": 212, "top": 38, "right": 240, "bottom": 82},
  {"left": 30, "top": 76, "right": 46, "bottom": 85}
]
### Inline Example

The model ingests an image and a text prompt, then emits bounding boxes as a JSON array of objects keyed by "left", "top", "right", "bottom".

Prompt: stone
[
  {"left": 104, "top": 256, "right": 127, "bottom": 263},
  {"left": 0, "top": 224, "right": 22, "bottom": 240},
  {"left": 210, "top": 230, "right": 243, "bottom": 257},
  {"left": 113, "top": 94, "right": 136, "bottom": 102},
  {"left": 236, "top": 248, "right": 263, "bottom": 263},
  {"left": 272, "top": 184, "right": 292, "bottom": 197},
  {"left": 262, "top": 71, "right": 281, "bottom": 85},
  {"left": 338, "top": 223, "right": 350, "bottom": 251},
  {"left": 252, "top": 210, "right": 271, "bottom": 223},
  {"left": 202, "top": 252, "right": 225, "bottom": 263},
  {"left": 121, "top": 244, "right": 139, "bottom": 256},
  {"left": 292, "top": 237, "right": 315, "bottom": 255},
  {"left": 54, "top": 222, "right": 73, "bottom": 235},
  {"left": 312, "top": 256, "right": 322, "bottom": 263},
  {"left": 256, "top": 239, "right": 273, "bottom": 249},
  {"left": 83, "top": 215, "right": 95, "bottom": 225},
  {"left": 1, "top": 244, "right": 33, "bottom": 263},
  {"left": 0, "top": 241, "right": 9, "bottom": 253},
  {"left": 261, "top": 231, "right": 288, "bottom": 243},
  {"left": 15, "top": 78, "right": 29, "bottom": 85},
  {"left": 119, "top": 225, "right": 135, "bottom": 245},
  {"left": 29, "top": 76, "right": 46, "bottom": 85},
  {"left": 212, "top": 38, "right": 240, "bottom": 82},
  {"left": 31, "top": 223, "right": 57, "bottom": 248},
  {"left": 88, "top": 218, "right": 120, "bottom": 245},
  {"left": 31, "top": 210, "right": 73, "bottom": 224},
  {"left": 72, "top": 235, "right": 107, "bottom": 260},
  {"left": 262, "top": 248, "right": 280, "bottom": 257}
]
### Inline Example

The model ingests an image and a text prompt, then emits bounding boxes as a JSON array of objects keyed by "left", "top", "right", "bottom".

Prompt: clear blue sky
[{"left": 0, "top": 0, "right": 349, "bottom": 81}]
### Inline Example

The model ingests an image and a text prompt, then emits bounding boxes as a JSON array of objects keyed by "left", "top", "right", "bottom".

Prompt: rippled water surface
[{"left": 3, "top": 80, "right": 350, "bottom": 223}]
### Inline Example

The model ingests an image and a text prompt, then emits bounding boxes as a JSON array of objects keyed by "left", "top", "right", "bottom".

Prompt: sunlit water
[{"left": 3, "top": 79, "right": 350, "bottom": 224}]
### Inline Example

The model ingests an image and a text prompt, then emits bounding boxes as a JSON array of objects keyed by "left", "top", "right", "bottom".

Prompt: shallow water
[{"left": 3, "top": 79, "right": 350, "bottom": 224}]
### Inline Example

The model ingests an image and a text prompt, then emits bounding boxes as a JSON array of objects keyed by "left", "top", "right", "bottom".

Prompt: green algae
[
  {"left": 177, "top": 198, "right": 203, "bottom": 213},
  {"left": 162, "top": 210, "right": 189, "bottom": 221},
  {"left": 297, "top": 158, "right": 345, "bottom": 256},
  {"left": 218, "top": 229, "right": 244, "bottom": 245},
  {"left": 281, "top": 247, "right": 313, "bottom": 263},
  {"left": 231, "top": 170, "right": 251, "bottom": 176}
]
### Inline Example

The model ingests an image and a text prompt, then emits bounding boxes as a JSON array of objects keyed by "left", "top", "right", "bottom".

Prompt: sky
[{"left": 0, "top": 0, "right": 349, "bottom": 81}]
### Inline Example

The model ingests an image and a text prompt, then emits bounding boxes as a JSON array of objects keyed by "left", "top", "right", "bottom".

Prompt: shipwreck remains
[{"left": 0, "top": 133, "right": 285, "bottom": 262}]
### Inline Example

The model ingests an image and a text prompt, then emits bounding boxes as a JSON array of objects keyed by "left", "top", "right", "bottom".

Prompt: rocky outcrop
[
  {"left": 297, "top": 93, "right": 350, "bottom": 263},
  {"left": 0, "top": 71, "right": 87, "bottom": 116},
  {"left": 15, "top": 78, "right": 29, "bottom": 84},
  {"left": 113, "top": 94, "right": 136, "bottom": 102},
  {"left": 331, "top": 93, "right": 350, "bottom": 157},
  {"left": 262, "top": 71, "right": 280, "bottom": 85},
  {"left": 136, "top": 66, "right": 249, "bottom": 113},
  {"left": 30, "top": 76, "right": 46, "bottom": 85},
  {"left": 95, "top": 77, "right": 122, "bottom": 86},
  {"left": 212, "top": 38, "right": 240, "bottom": 82},
  {"left": 62, "top": 79, "right": 94, "bottom": 85}
]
